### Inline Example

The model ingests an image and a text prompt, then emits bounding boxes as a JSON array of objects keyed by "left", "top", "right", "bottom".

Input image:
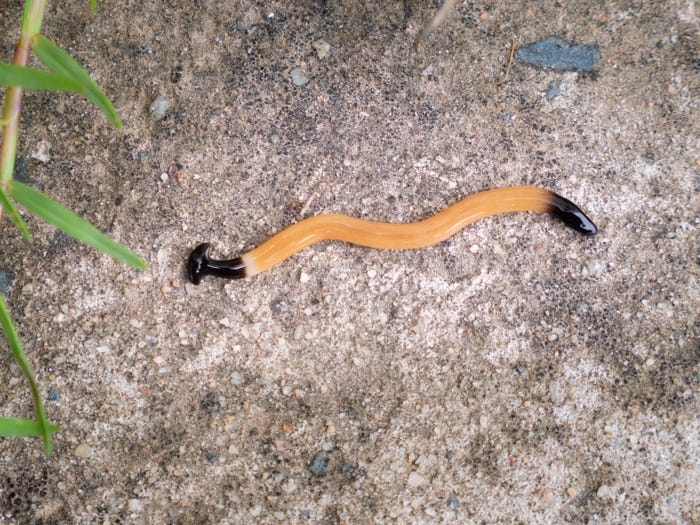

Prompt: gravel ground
[{"left": 1, "top": 1, "right": 698, "bottom": 523}]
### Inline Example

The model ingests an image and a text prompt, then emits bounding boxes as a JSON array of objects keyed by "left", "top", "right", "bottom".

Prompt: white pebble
[
  {"left": 313, "top": 40, "right": 331, "bottom": 59},
  {"left": 128, "top": 499, "right": 143, "bottom": 512},
  {"left": 597, "top": 484, "right": 614, "bottom": 499},
  {"left": 290, "top": 68, "right": 309, "bottom": 86},
  {"left": 407, "top": 472, "right": 427, "bottom": 488},
  {"left": 150, "top": 95, "right": 170, "bottom": 119},
  {"left": 74, "top": 443, "right": 92, "bottom": 458},
  {"left": 300, "top": 272, "right": 310, "bottom": 284}
]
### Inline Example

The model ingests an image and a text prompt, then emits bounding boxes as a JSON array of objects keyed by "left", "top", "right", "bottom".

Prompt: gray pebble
[
  {"left": 447, "top": 495, "right": 459, "bottom": 510},
  {"left": 547, "top": 80, "right": 562, "bottom": 99},
  {"left": 150, "top": 95, "right": 171, "bottom": 119},
  {"left": 48, "top": 389, "right": 59, "bottom": 401},
  {"left": 516, "top": 38, "right": 600, "bottom": 72},
  {"left": 291, "top": 68, "right": 309, "bottom": 86},
  {"left": 0, "top": 269, "right": 15, "bottom": 294},
  {"left": 308, "top": 452, "right": 326, "bottom": 476}
]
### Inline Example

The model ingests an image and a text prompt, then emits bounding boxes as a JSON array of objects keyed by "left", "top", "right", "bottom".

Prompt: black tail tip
[
  {"left": 548, "top": 194, "right": 598, "bottom": 235},
  {"left": 188, "top": 243, "right": 211, "bottom": 285}
]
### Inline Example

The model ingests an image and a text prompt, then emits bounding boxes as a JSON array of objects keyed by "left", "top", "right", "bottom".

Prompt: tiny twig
[
  {"left": 501, "top": 35, "right": 516, "bottom": 83},
  {"left": 415, "top": 0, "right": 459, "bottom": 46},
  {"left": 298, "top": 193, "right": 316, "bottom": 218}
]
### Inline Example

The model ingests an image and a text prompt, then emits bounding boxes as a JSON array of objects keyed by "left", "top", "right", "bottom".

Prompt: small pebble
[
  {"left": 48, "top": 389, "right": 59, "bottom": 401},
  {"left": 128, "top": 498, "right": 143, "bottom": 512},
  {"left": 597, "top": 484, "right": 614, "bottom": 499},
  {"left": 447, "top": 495, "right": 459, "bottom": 510},
  {"left": 540, "top": 488, "right": 555, "bottom": 505},
  {"left": 150, "top": 95, "right": 170, "bottom": 119},
  {"left": 516, "top": 37, "right": 600, "bottom": 72},
  {"left": 313, "top": 40, "right": 331, "bottom": 59},
  {"left": 566, "top": 486, "right": 579, "bottom": 499},
  {"left": 74, "top": 443, "right": 92, "bottom": 458},
  {"left": 407, "top": 472, "right": 427, "bottom": 488},
  {"left": 31, "top": 140, "right": 51, "bottom": 163},
  {"left": 549, "top": 380, "right": 564, "bottom": 404},
  {"left": 309, "top": 452, "right": 327, "bottom": 476},
  {"left": 0, "top": 269, "right": 15, "bottom": 294},
  {"left": 291, "top": 68, "right": 309, "bottom": 86},
  {"left": 546, "top": 80, "right": 561, "bottom": 99}
]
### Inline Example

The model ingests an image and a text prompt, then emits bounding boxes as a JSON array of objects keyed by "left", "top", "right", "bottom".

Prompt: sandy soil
[{"left": 1, "top": 1, "right": 698, "bottom": 523}]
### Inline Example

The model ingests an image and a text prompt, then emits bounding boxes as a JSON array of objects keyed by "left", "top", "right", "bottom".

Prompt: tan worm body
[{"left": 245, "top": 187, "right": 558, "bottom": 276}]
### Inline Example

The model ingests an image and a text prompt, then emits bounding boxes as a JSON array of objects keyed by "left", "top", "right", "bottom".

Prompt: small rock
[
  {"left": 447, "top": 495, "right": 459, "bottom": 510},
  {"left": 549, "top": 380, "right": 565, "bottom": 404},
  {"left": 74, "top": 443, "right": 92, "bottom": 458},
  {"left": 31, "top": 140, "right": 51, "bottom": 163},
  {"left": 540, "top": 488, "right": 555, "bottom": 505},
  {"left": 127, "top": 499, "right": 143, "bottom": 512},
  {"left": 516, "top": 38, "right": 600, "bottom": 72},
  {"left": 291, "top": 68, "right": 309, "bottom": 86},
  {"left": 231, "top": 371, "right": 243, "bottom": 386},
  {"left": 313, "top": 40, "right": 331, "bottom": 59},
  {"left": 597, "top": 484, "right": 614, "bottom": 499},
  {"left": 566, "top": 486, "right": 579, "bottom": 499},
  {"left": 150, "top": 95, "right": 170, "bottom": 119},
  {"left": 546, "top": 80, "right": 561, "bottom": 99},
  {"left": 0, "top": 269, "right": 15, "bottom": 294},
  {"left": 308, "top": 452, "right": 327, "bottom": 476},
  {"left": 407, "top": 472, "right": 427, "bottom": 488},
  {"left": 282, "top": 479, "right": 296, "bottom": 493},
  {"left": 48, "top": 389, "right": 59, "bottom": 401}
]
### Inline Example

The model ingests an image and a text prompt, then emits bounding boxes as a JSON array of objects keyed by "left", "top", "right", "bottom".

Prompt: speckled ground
[{"left": 0, "top": 1, "right": 698, "bottom": 523}]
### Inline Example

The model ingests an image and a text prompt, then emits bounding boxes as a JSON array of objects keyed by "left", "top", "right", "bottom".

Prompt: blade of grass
[
  {"left": 0, "top": 62, "right": 82, "bottom": 92},
  {"left": 10, "top": 181, "right": 146, "bottom": 269},
  {"left": 0, "top": 293, "right": 52, "bottom": 453},
  {"left": 0, "top": 416, "right": 59, "bottom": 437},
  {"left": 0, "top": 186, "right": 31, "bottom": 239},
  {"left": 31, "top": 35, "right": 122, "bottom": 129},
  {"left": 91, "top": 0, "right": 98, "bottom": 13}
]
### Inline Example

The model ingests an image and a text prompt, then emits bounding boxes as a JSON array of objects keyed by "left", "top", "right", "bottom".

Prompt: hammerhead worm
[{"left": 187, "top": 186, "right": 597, "bottom": 284}]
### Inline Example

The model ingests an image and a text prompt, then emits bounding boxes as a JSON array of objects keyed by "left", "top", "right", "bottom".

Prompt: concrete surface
[{"left": 0, "top": 1, "right": 698, "bottom": 523}]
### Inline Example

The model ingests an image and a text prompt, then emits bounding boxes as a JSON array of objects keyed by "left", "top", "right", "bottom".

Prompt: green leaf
[
  {"left": 0, "top": 417, "right": 59, "bottom": 437},
  {"left": 0, "top": 187, "right": 32, "bottom": 240},
  {"left": 0, "top": 293, "right": 52, "bottom": 453},
  {"left": 31, "top": 34, "right": 122, "bottom": 129},
  {"left": 91, "top": 0, "right": 98, "bottom": 13},
  {"left": 10, "top": 181, "right": 146, "bottom": 269},
  {"left": 0, "top": 62, "right": 82, "bottom": 92}
]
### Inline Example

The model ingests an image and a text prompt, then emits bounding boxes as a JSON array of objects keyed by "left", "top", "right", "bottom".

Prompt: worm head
[{"left": 188, "top": 243, "right": 211, "bottom": 285}]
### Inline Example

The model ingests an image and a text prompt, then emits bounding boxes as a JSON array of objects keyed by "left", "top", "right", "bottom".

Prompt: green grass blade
[
  {"left": 0, "top": 62, "right": 82, "bottom": 92},
  {"left": 0, "top": 294, "right": 52, "bottom": 453},
  {"left": 0, "top": 187, "right": 32, "bottom": 240},
  {"left": 10, "top": 181, "right": 146, "bottom": 269},
  {"left": 31, "top": 34, "right": 122, "bottom": 129},
  {"left": 91, "top": 0, "right": 98, "bottom": 13},
  {"left": 0, "top": 417, "right": 59, "bottom": 437}
]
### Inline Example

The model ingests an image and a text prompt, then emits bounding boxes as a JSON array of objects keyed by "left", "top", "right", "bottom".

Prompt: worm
[{"left": 187, "top": 186, "right": 597, "bottom": 284}]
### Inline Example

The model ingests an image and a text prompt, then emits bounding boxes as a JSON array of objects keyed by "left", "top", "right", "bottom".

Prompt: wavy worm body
[{"left": 188, "top": 186, "right": 597, "bottom": 284}]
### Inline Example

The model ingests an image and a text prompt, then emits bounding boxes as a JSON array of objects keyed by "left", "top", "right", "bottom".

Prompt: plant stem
[{"left": 1, "top": 0, "right": 48, "bottom": 192}]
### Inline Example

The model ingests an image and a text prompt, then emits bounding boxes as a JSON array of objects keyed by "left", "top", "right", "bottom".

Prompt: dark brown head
[
  {"left": 188, "top": 243, "right": 212, "bottom": 285},
  {"left": 187, "top": 243, "right": 247, "bottom": 284}
]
